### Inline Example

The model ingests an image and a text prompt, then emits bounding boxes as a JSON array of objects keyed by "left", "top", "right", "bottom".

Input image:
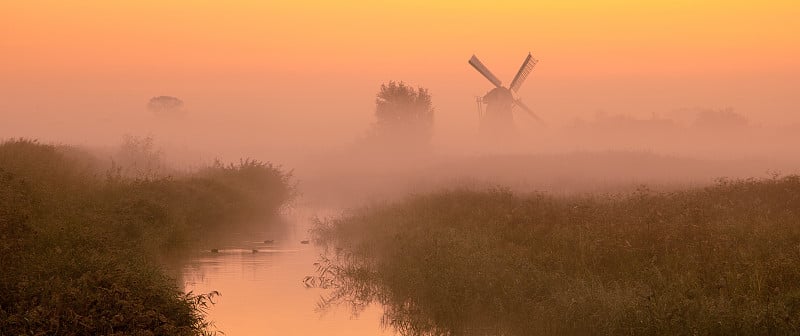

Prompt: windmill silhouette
[{"left": 469, "top": 53, "right": 543, "bottom": 134}]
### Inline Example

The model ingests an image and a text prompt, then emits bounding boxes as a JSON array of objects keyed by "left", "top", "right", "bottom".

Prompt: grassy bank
[
  {"left": 314, "top": 176, "right": 800, "bottom": 335},
  {"left": 0, "top": 139, "right": 295, "bottom": 335}
]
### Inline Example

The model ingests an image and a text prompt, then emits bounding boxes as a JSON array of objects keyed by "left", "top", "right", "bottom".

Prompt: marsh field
[
  {"left": 2, "top": 133, "right": 800, "bottom": 335},
  {"left": 313, "top": 178, "right": 800, "bottom": 335}
]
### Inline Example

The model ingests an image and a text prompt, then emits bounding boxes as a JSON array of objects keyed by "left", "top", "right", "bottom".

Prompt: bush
[{"left": 0, "top": 139, "right": 294, "bottom": 335}]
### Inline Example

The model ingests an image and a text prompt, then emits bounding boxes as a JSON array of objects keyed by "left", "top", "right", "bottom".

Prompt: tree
[
  {"left": 147, "top": 96, "right": 185, "bottom": 118},
  {"left": 694, "top": 108, "right": 749, "bottom": 130},
  {"left": 371, "top": 81, "right": 434, "bottom": 147}
]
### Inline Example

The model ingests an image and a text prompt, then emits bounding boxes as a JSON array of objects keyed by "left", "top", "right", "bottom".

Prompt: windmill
[{"left": 469, "top": 53, "right": 543, "bottom": 133}]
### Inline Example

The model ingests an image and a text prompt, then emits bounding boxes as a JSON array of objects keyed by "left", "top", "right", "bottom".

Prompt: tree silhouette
[
  {"left": 147, "top": 96, "right": 185, "bottom": 118},
  {"left": 694, "top": 108, "right": 748, "bottom": 130},
  {"left": 371, "top": 81, "right": 434, "bottom": 147}
]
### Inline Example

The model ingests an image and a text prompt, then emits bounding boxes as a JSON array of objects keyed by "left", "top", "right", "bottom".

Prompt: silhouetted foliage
[
  {"left": 370, "top": 81, "right": 434, "bottom": 148},
  {"left": 148, "top": 95, "right": 185, "bottom": 118},
  {"left": 0, "top": 139, "right": 295, "bottom": 335},
  {"left": 694, "top": 108, "right": 749, "bottom": 129},
  {"left": 113, "top": 135, "right": 165, "bottom": 178}
]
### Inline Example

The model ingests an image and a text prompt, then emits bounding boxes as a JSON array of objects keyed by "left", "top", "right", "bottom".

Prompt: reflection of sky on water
[{"left": 181, "top": 210, "right": 394, "bottom": 336}]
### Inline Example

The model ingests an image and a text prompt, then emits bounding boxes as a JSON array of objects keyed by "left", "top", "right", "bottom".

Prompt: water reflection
[
  {"left": 174, "top": 210, "right": 394, "bottom": 335},
  {"left": 310, "top": 255, "right": 499, "bottom": 336}
]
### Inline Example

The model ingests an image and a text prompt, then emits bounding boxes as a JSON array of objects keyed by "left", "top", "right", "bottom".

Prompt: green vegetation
[
  {"left": 0, "top": 139, "right": 294, "bottom": 335},
  {"left": 314, "top": 176, "right": 800, "bottom": 335}
]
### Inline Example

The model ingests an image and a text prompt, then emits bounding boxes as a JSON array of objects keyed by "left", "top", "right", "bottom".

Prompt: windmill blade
[
  {"left": 509, "top": 53, "right": 538, "bottom": 93},
  {"left": 513, "top": 99, "right": 545, "bottom": 125},
  {"left": 468, "top": 55, "right": 503, "bottom": 88}
]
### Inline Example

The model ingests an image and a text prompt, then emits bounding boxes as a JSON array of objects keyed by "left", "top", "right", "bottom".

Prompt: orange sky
[
  {"left": 3, "top": 1, "right": 799, "bottom": 73},
  {"left": 1, "top": 0, "right": 798, "bottom": 149}
]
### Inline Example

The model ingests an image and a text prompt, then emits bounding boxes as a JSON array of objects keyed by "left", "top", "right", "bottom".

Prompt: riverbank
[
  {"left": 315, "top": 176, "right": 800, "bottom": 335},
  {"left": 0, "top": 139, "right": 295, "bottom": 335}
]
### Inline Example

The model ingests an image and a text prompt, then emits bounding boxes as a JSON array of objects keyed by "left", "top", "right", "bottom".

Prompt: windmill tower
[{"left": 469, "top": 53, "right": 543, "bottom": 134}]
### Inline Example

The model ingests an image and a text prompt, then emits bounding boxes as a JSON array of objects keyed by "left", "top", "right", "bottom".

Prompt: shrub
[{"left": 0, "top": 138, "right": 294, "bottom": 335}]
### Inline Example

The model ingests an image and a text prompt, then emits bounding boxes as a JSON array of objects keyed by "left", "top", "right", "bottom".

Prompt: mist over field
[
  {"left": 4, "top": 88, "right": 799, "bottom": 197},
  {"left": 2, "top": 1, "right": 799, "bottom": 335},
  {"left": 6, "top": 101, "right": 798, "bottom": 208}
]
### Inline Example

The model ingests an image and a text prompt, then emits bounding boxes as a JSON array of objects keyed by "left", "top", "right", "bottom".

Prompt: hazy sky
[{"left": 2, "top": 0, "right": 798, "bottom": 149}]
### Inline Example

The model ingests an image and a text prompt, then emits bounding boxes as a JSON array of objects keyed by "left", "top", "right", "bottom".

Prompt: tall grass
[
  {"left": 0, "top": 139, "right": 295, "bottom": 335},
  {"left": 314, "top": 176, "right": 800, "bottom": 335}
]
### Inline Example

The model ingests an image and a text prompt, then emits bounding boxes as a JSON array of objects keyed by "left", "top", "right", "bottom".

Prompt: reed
[{"left": 314, "top": 176, "right": 800, "bottom": 335}]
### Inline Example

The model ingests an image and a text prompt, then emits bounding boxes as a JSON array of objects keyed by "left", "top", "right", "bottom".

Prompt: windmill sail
[
  {"left": 468, "top": 55, "right": 503, "bottom": 88},
  {"left": 513, "top": 99, "right": 545, "bottom": 125},
  {"left": 509, "top": 53, "right": 538, "bottom": 92}
]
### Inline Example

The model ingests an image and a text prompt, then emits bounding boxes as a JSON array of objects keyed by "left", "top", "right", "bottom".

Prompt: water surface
[{"left": 180, "top": 209, "right": 394, "bottom": 335}]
